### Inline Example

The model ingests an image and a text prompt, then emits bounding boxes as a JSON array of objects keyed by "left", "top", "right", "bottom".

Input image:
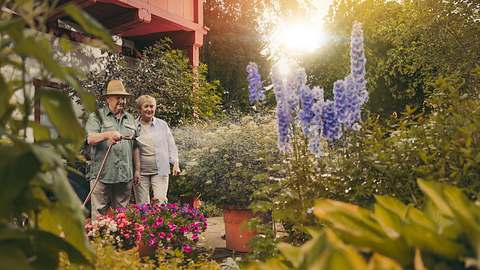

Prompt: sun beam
[
  {"left": 262, "top": 0, "right": 333, "bottom": 57},
  {"left": 268, "top": 22, "right": 330, "bottom": 56}
]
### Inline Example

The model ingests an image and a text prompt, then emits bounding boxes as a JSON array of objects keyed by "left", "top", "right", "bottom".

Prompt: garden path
[
  {"left": 198, "top": 217, "right": 239, "bottom": 262},
  {"left": 199, "top": 217, "right": 225, "bottom": 249}
]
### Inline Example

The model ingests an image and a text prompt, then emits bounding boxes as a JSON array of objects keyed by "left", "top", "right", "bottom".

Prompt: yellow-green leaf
[{"left": 39, "top": 88, "right": 85, "bottom": 146}]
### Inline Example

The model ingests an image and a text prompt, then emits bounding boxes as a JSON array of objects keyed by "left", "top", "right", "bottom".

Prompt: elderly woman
[{"left": 134, "top": 95, "right": 180, "bottom": 204}]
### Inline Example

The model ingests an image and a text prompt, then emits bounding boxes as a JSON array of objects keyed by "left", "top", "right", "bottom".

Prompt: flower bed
[{"left": 85, "top": 202, "right": 208, "bottom": 257}]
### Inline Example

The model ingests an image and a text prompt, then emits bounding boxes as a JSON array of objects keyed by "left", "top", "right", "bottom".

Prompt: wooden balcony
[{"left": 48, "top": 0, "right": 207, "bottom": 66}]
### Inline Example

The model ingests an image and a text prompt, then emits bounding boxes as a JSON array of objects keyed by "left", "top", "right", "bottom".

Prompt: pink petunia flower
[{"left": 182, "top": 244, "right": 192, "bottom": 253}]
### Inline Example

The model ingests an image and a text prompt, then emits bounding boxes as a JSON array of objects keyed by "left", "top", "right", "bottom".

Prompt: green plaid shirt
[{"left": 85, "top": 107, "right": 138, "bottom": 184}]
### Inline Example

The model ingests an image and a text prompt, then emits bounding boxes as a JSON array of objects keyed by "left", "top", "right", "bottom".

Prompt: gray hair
[{"left": 136, "top": 95, "right": 156, "bottom": 109}]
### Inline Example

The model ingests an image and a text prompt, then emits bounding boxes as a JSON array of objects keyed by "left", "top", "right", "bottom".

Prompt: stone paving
[
  {"left": 198, "top": 216, "right": 243, "bottom": 262},
  {"left": 198, "top": 216, "right": 226, "bottom": 249}
]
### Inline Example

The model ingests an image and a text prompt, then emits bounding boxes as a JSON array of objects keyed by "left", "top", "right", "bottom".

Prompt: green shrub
[
  {"left": 171, "top": 114, "right": 282, "bottom": 209},
  {"left": 59, "top": 241, "right": 220, "bottom": 270},
  {"left": 324, "top": 74, "right": 480, "bottom": 206},
  {"left": 250, "top": 179, "right": 480, "bottom": 270}
]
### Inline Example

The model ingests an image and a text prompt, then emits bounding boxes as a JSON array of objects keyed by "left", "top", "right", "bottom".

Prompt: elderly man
[{"left": 85, "top": 80, "right": 140, "bottom": 219}]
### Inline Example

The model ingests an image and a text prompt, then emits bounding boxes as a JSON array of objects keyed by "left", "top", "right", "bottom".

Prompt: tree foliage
[
  {"left": 0, "top": 1, "right": 116, "bottom": 268},
  {"left": 79, "top": 39, "right": 222, "bottom": 126},
  {"left": 203, "top": 0, "right": 312, "bottom": 112},
  {"left": 302, "top": 0, "right": 480, "bottom": 115}
]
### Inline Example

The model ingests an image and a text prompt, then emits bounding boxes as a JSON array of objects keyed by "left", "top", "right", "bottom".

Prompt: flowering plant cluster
[
  {"left": 248, "top": 22, "right": 368, "bottom": 156},
  {"left": 122, "top": 202, "right": 208, "bottom": 254},
  {"left": 85, "top": 212, "right": 138, "bottom": 249},
  {"left": 85, "top": 202, "right": 207, "bottom": 256}
]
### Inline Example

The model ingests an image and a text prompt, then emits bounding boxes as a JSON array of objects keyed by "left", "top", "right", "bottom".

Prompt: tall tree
[
  {"left": 202, "top": 0, "right": 308, "bottom": 112},
  {"left": 302, "top": 0, "right": 480, "bottom": 115}
]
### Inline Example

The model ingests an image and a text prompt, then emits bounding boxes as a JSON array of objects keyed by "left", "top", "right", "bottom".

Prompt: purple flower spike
[
  {"left": 276, "top": 102, "right": 291, "bottom": 152},
  {"left": 349, "top": 21, "right": 368, "bottom": 105},
  {"left": 322, "top": 100, "right": 342, "bottom": 141},
  {"left": 246, "top": 62, "right": 265, "bottom": 104},
  {"left": 299, "top": 85, "right": 315, "bottom": 134}
]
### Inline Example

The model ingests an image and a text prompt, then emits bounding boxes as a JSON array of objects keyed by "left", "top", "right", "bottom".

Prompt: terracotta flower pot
[
  {"left": 223, "top": 208, "right": 256, "bottom": 252},
  {"left": 137, "top": 241, "right": 156, "bottom": 257}
]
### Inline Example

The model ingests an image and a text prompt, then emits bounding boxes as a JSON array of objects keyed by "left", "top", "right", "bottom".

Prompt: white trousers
[{"left": 134, "top": 174, "right": 169, "bottom": 204}]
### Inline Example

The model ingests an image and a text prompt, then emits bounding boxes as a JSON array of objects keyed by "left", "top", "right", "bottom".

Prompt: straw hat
[{"left": 104, "top": 80, "right": 131, "bottom": 96}]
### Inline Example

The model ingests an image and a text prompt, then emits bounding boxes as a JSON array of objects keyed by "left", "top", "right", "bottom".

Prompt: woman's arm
[{"left": 133, "top": 147, "right": 140, "bottom": 185}]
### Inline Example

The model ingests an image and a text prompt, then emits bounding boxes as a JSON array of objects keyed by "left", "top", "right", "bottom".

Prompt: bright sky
[{"left": 265, "top": 0, "right": 334, "bottom": 56}]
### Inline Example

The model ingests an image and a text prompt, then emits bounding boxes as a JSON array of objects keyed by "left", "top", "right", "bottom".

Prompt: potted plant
[{"left": 185, "top": 117, "right": 280, "bottom": 252}]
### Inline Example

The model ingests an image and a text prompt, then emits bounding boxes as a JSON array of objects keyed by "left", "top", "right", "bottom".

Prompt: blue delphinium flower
[
  {"left": 333, "top": 80, "right": 349, "bottom": 124},
  {"left": 276, "top": 102, "right": 291, "bottom": 152},
  {"left": 308, "top": 86, "right": 325, "bottom": 156},
  {"left": 298, "top": 85, "right": 315, "bottom": 135},
  {"left": 271, "top": 63, "right": 291, "bottom": 152},
  {"left": 246, "top": 62, "right": 265, "bottom": 104},
  {"left": 343, "top": 75, "right": 362, "bottom": 130},
  {"left": 321, "top": 100, "right": 342, "bottom": 141},
  {"left": 334, "top": 21, "right": 368, "bottom": 132},
  {"left": 285, "top": 66, "right": 307, "bottom": 114},
  {"left": 349, "top": 21, "right": 368, "bottom": 105},
  {"left": 245, "top": 21, "right": 368, "bottom": 155}
]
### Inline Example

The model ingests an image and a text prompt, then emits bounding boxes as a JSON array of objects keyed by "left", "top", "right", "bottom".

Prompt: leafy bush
[
  {"left": 319, "top": 73, "right": 480, "bottom": 207},
  {"left": 171, "top": 114, "right": 282, "bottom": 208},
  {"left": 79, "top": 39, "right": 223, "bottom": 126},
  {"left": 0, "top": 1, "right": 116, "bottom": 269},
  {"left": 250, "top": 179, "right": 480, "bottom": 269},
  {"left": 59, "top": 240, "right": 220, "bottom": 270}
]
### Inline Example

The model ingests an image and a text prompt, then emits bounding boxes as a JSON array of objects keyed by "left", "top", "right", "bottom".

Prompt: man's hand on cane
[{"left": 105, "top": 131, "right": 122, "bottom": 145}]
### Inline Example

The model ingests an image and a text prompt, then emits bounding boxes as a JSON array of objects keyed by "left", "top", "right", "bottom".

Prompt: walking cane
[
  {"left": 82, "top": 135, "right": 136, "bottom": 207},
  {"left": 82, "top": 143, "right": 113, "bottom": 207}
]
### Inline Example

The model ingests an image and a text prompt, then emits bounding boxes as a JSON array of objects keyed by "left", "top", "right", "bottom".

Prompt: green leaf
[
  {"left": 33, "top": 153, "right": 93, "bottom": 265},
  {"left": 402, "top": 224, "right": 467, "bottom": 259},
  {"left": 375, "top": 196, "right": 408, "bottom": 218},
  {"left": 59, "top": 36, "right": 73, "bottom": 52},
  {"left": 0, "top": 223, "right": 28, "bottom": 241},
  {"left": 442, "top": 186, "right": 480, "bottom": 261},
  {"left": 39, "top": 89, "right": 85, "bottom": 146},
  {"left": 14, "top": 37, "right": 66, "bottom": 80},
  {"left": 278, "top": 243, "right": 303, "bottom": 268},
  {"left": 0, "top": 145, "right": 41, "bottom": 217},
  {"left": 417, "top": 179, "right": 453, "bottom": 217},
  {"left": 368, "top": 253, "right": 403, "bottom": 270},
  {"left": 30, "top": 230, "right": 91, "bottom": 266},
  {"left": 64, "top": 4, "right": 115, "bottom": 48},
  {"left": 0, "top": 75, "right": 13, "bottom": 120},
  {"left": 0, "top": 245, "right": 32, "bottom": 270},
  {"left": 404, "top": 207, "right": 436, "bottom": 232},
  {"left": 77, "top": 89, "right": 97, "bottom": 113},
  {"left": 29, "top": 121, "right": 51, "bottom": 142},
  {"left": 0, "top": 17, "right": 25, "bottom": 40},
  {"left": 315, "top": 200, "right": 412, "bottom": 264},
  {"left": 374, "top": 203, "right": 402, "bottom": 238}
]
